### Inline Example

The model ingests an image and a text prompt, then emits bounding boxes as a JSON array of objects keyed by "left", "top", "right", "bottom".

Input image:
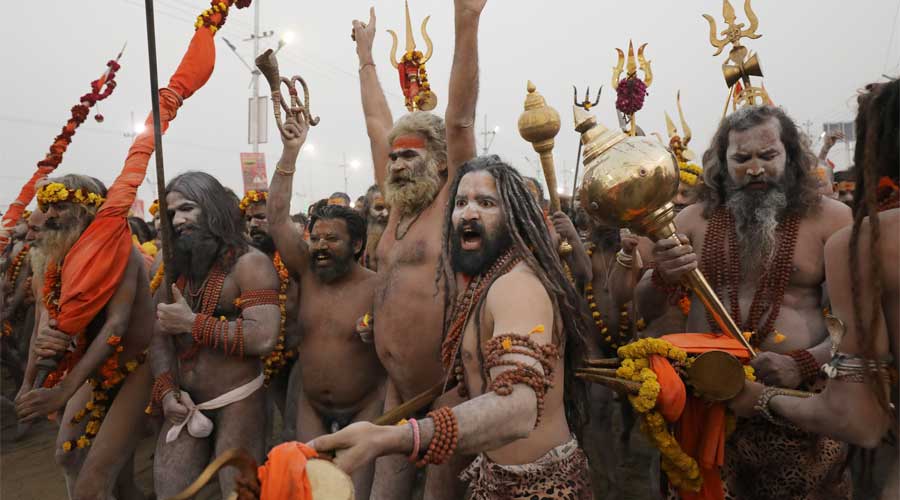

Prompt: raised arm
[
  {"left": 445, "top": 0, "right": 487, "bottom": 175},
  {"left": 353, "top": 8, "right": 394, "bottom": 189},
  {"left": 267, "top": 114, "right": 311, "bottom": 277}
]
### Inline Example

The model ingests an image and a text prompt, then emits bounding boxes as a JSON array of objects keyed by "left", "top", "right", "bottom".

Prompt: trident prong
[
  {"left": 387, "top": 1, "right": 433, "bottom": 68},
  {"left": 611, "top": 48, "right": 625, "bottom": 89},
  {"left": 573, "top": 85, "right": 602, "bottom": 111},
  {"left": 637, "top": 43, "right": 652, "bottom": 86},
  {"left": 703, "top": 0, "right": 762, "bottom": 56},
  {"left": 676, "top": 90, "right": 692, "bottom": 146}
]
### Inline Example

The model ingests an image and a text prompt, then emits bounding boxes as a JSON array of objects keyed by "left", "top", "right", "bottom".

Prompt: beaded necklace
[
  {"left": 584, "top": 245, "right": 635, "bottom": 350},
  {"left": 441, "top": 249, "right": 523, "bottom": 397},
  {"left": 700, "top": 207, "right": 800, "bottom": 347},
  {"left": 177, "top": 263, "right": 227, "bottom": 361}
]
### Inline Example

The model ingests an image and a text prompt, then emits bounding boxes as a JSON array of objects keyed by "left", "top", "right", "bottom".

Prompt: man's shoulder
[
  {"left": 806, "top": 196, "right": 852, "bottom": 238},
  {"left": 488, "top": 263, "right": 548, "bottom": 302},
  {"left": 674, "top": 202, "right": 708, "bottom": 234},
  {"left": 234, "top": 247, "right": 275, "bottom": 272}
]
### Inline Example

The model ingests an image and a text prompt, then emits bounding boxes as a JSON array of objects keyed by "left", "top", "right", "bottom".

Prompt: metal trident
[
  {"left": 388, "top": 0, "right": 433, "bottom": 69},
  {"left": 572, "top": 85, "right": 602, "bottom": 196}
]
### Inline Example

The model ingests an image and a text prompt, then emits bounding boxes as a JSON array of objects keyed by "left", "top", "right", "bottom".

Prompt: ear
[{"left": 353, "top": 238, "right": 364, "bottom": 256}]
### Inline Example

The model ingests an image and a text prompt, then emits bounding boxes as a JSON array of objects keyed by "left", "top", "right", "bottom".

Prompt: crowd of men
[{"left": 1, "top": 1, "right": 897, "bottom": 499}]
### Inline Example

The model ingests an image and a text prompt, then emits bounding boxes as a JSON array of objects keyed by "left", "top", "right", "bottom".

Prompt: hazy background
[{"left": 2, "top": 0, "right": 898, "bottom": 216}]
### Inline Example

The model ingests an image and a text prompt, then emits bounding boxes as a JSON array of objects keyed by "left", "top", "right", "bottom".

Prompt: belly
[
  {"left": 298, "top": 333, "right": 385, "bottom": 409},
  {"left": 374, "top": 266, "right": 446, "bottom": 400},
  {"left": 177, "top": 346, "right": 264, "bottom": 403}
]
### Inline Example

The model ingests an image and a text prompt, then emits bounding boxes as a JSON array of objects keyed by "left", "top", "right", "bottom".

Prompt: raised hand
[
  {"left": 280, "top": 112, "right": 309, "bottom": 156},
  {"left": 455, "top": 0, "right": 488, "bottom": 16},
  {"left": 352, "top": 7, "right": 377, "bottom": 65}
]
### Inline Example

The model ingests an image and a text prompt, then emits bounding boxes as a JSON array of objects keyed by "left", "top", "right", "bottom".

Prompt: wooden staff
[{"left": 372, "top": 381, "right": 446, "bottom": 426}]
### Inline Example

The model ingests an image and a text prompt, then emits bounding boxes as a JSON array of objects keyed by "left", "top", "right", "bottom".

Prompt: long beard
[
  {"left": 172, "top": 226, "right": 221, "bottom": 281},
  {"left": 726, "top": 185, "right": 787, "bottom": 277},
  {"left": 384, "top": 158, "right": 442, "bottom": 216},
  {"left": 309, "top": 249, "right": 353, "bottom": 283},
  {"left": 36, "top": 222, "right": 89, "bottom": 276}
]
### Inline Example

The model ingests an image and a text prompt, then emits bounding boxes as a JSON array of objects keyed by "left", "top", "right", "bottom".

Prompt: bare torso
[
  {"left": 459, "top": 263, "right": 570, "bottom": 465},
  {"left": 296, "top": 264, "right": 383, "bottom": 412},
  {"left": 679, "top": 200, "right": 849, "bottom": 352},
  {"left": 589, "top": 245, "right": 628, "bottom": 336},
  {"left": 174, "top": 251, "right": 271, "bottom": 403},
  {"left": 374, "top": 190, "right": 448, "bottom": 401}
]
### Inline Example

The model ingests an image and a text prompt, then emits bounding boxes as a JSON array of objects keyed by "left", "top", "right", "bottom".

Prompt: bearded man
[
  {"left": 351, "top": 0, "right": 486, "bottom": 497},
  {"left": 360, "top": 184, "right": 389, "bottom": 270},
  {"left": 150, "top": 171, "right": 281, "bottom": 498},
  {"left": 729, "top": 80, "right": 900, "bottom": 500},
  {"left": 266, "top": 114, "right": 384, "bottom": 499},
  {"left": 833, "top": 169, "right": 856, "bottom": 206},
  {"left": 636, "top": 105, "right": 853, "bottom": 498},
  {"left": 15, "top": 174, "right": 154, "bottom": 500},
  {"left": 312, "top": 156, "right": 593, "bottom": 499},
  {"left": 239, "top": 189, "right": 301, "bottom": 443},
  {"left": 328, "top": 192, "right": 351, "bottom": 207}
]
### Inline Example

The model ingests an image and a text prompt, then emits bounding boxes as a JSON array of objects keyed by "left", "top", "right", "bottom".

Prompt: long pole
[
  {"left": 144, "top": 0, "right": 174, "bottom": 303},
  {"left": 251, "top": 0, "right": 260, "bottom": 153},
  {"left": 571, "top": 141, "right": 582, "bottom": 200}
]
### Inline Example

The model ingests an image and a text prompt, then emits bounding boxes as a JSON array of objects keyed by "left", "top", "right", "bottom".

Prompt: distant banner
[
  {"left": 131, "top": 198, "right": 145, "bottom": 219},
  {"left": 240, "top": 152, "right": 268, "bottom": 193}
]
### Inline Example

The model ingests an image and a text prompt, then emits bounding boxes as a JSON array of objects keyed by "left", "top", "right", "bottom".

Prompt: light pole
[
  {"left": 480, "top": 115, "right": 499, "bottom": 155},
  {"left": 340, "top": 154, "right": 361, "bottom": 194}
]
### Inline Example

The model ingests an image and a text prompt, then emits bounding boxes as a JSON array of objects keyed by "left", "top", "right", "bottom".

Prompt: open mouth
[
  {"left": 313, "top": 252, "right": 332, "bottom": 265},
  {"left": 460, "top": 227, "right": 482, "bottom": 251},
  {"left": 745, "top": 181, "right": 769, "bottom": 190}
]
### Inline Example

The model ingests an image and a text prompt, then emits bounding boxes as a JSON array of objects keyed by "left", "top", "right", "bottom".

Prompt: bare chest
[{"left": 297, "top": 274, "right": 374, "bottom": 341}]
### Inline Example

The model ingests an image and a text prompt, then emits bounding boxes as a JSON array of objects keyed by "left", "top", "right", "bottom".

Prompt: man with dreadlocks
[
  {"left": 238, "top": 189, "right": 301, "bottom": 443},
  {"left": 149, "top": 171, "right": 281, "bottom": 497},
  {"left": 729, "top": 79, "right": 900, "bottom": 499},
  {"left": 15, "top": 174, "right": 153, "bottom": 500},
  {"left": 636, "top": 105, "right": 854, "bottom": 498},
  {"left": 2, "top": 210, "right": 38, "bottom": 389},
  {"left": 311, "top": 156, "right": 593, "bottom": 499},
  {"left": 349, "top": 0, "right": 487, "bottom": 497},
  {"left": 266, "top": 110, "right": 384, "bottom": 499}
]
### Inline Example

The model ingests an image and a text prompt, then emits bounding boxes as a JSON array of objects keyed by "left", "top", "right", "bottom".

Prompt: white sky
[{"left": 2, "top": 0, "right": 898, "bottom": 217}]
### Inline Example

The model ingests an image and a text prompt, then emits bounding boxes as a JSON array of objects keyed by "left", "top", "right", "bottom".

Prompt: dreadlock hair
[
  {"left": 308, "top": 204, "right": 368, "bottom": 260},
  {"left": 435, "top": 155, "right": 592, "bottom": 435},
  {"left": 165, "top": 171, "right": 248, "bottom": 271},
  {"left": 701, "top": 105, "right": 821, "bottom": 219},
  {"left": 849, "top": 79, "right": 899, "bottom": 416}
]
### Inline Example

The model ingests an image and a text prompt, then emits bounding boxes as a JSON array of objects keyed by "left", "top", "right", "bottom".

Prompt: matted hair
[
  {"left": 387, "top": 111, "right": 448, "bottom": 167},
  {"left": 849, "top": 79, "right": 899, "bottom": 415},
  {"left": 436, "top": 155, "right": 592, "bottom": 435},
  {"left": 165, "top": 171, "right": 247, "bottom": 265},
  {"left": 700, "top": 105, "right": 820, "bottom": 219}
]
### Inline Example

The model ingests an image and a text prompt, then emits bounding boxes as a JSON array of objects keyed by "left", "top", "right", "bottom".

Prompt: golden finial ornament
[
  {"left": 574, "top": 106, "right": 756, "bottom": 356},
  {"left": 518, "top": 81, "right": 562, "bottom": 213},
  {"left": 703, "top": 0, "right": 768, "bottom": 109},
  {"left": 611, "top": 41, "right": 652, "bottom": 136},
  {"left": 664, "top": 91, "right": 696, "bottom": 164},
  {"left": 388, "top": 1, "right": 436, "bottom": 111}
]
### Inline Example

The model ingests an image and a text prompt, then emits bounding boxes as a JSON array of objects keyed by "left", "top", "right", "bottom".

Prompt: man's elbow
[{"left": 830, "top": 400, "right": 890, "bottom": 448}]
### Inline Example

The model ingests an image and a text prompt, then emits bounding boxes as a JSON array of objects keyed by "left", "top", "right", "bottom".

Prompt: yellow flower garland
[
  {"left": 678, "top": 162, "right": 703, "bottom": 187},
  {"left": 239, "top": 190, "right": 267, "bottom": 213},
  {"left": 37, "top": 182, "right": 105, "bottom": 209}
]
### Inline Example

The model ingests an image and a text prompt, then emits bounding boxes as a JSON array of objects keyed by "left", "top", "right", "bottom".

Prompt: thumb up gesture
[{"left": 157, "top": 284, "right": 197, "bottom": 335}]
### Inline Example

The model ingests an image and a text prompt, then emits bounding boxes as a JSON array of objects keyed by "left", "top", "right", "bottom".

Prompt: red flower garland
[
  {"left": 38, "top": 58, "right": 122, "bottom": 171},
  {"left": 615, "top": 78, "right": 648, "bottom": 115}
]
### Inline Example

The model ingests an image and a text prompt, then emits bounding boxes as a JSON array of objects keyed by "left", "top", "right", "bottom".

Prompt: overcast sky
[{"left": 2, "top": 0, "right": 898, "bottom": 216}]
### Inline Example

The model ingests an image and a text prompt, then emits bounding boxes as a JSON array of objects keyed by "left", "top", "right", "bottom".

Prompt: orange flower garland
[
  {"left": 149, "top": 263, "right": 165, "bottom": 295},
  {"left": 262, "top": 252, "right": 292, "bottom": 384},
  {"left": 41, "top": 262, "right": 88, "bottom": 388},
  {"left": 239, "top": 190, "right": 268, "bottom": 213}
]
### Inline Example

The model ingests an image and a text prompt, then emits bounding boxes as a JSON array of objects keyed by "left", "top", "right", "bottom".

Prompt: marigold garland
[
  {"left": 678, "top": 162, "right": 703, "bottom": 187},
  {"left": 239, "top": 190, "right": 268, "bottom": 213},
  {"left": 194, "top": 0, "right": 251, "bottom": 33},
  {"left": 61, "top": 351, "right": 145, "bottom": 453},
  {"left": 36, "top": 183, "right": 105, "bottom": 209},
  {"left": 148, "top": 199, "right": 159, "bottom": 217},
  {"left": 41, "top": 262, "right": 88, "bottom": 388},
  {"left": 150, "top": 263, "right": 165, "bottom": 294},
  {"left": 262, "top": 252, "right": 292, "bottom": 384}
]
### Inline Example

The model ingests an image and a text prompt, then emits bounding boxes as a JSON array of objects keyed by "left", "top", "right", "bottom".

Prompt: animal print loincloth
[
  {"left": 720, "top": 416, "right": 851, "bottom": 500},
  {"left": 460, "top": 437, "right": 591, "bottom": 500}
]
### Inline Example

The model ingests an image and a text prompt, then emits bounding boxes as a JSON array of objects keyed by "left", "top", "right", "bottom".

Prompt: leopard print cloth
[
  {"left": 460, "top": 437, "right": 591, "bottom": 500},
  {"left": 664, "top": 416, "right": 851, "bottom": 500}
]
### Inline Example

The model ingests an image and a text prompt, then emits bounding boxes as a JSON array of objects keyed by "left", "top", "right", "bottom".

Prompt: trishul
[
  {"left": 703, "top": 0, "right": 767, "bottom": 107},
  {"left": 573, "top": 85, "right": 601, "bottom": 111},
  {"left": 664, "top": 91, "right": 695, "bottom": 163},
  {"left": 611, "top": 41, "right": 652, "bottom": 90},
  {"left": 388, "top": 0, "right": 436, "bottom": 112},
  {"left": 611, "top": 40, "right": 652, "bottom": 136}
]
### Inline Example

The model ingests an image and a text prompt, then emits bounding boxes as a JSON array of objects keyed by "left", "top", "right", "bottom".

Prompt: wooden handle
[{"left": 373, "top": 381, "right": 445, "bottom": 426}]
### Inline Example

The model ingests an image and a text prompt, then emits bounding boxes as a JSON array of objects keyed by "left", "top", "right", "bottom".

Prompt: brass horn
[{"left": 254, "top": 48, "right": 320, "bottom": 140}]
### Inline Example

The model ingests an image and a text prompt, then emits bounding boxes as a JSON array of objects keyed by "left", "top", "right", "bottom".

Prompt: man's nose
[{"left": 746, "top": 161, "right": 765, "bottom": 177}]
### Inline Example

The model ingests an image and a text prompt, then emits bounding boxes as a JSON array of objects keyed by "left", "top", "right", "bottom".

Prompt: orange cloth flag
[
  {"left": 53, "top": 26, "right": 219, "bottom": 340},
  {"left": 657, "top": 334, "right": 751, "bottom": 500},
  {"left": 257, "top": 441, "right": 317, "bottom": 500},
  {"left": 0, "top": 167, "right": 53, "bottom": 252}
]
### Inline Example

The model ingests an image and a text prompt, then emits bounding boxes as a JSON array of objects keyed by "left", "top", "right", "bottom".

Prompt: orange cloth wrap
[
  {"left": 658, "top": 334, "right": 751, "bottom": 500},
  {"left": 53, "top": 26, "right": 218, "bottom": 339},
  {"left": 649, "top": 355, "right": 686, "bottom": 423},
  {"left": 257, "top": 441, "right": 317, "bottom": 500}
]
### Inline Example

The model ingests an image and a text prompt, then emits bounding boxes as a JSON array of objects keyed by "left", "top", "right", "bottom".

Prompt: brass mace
[
  {"left": 574, "top": 107, "right": 755, "bottom": 357},
  {"left": 518, "top": 81, "right": 562, "bottom": 213}
]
